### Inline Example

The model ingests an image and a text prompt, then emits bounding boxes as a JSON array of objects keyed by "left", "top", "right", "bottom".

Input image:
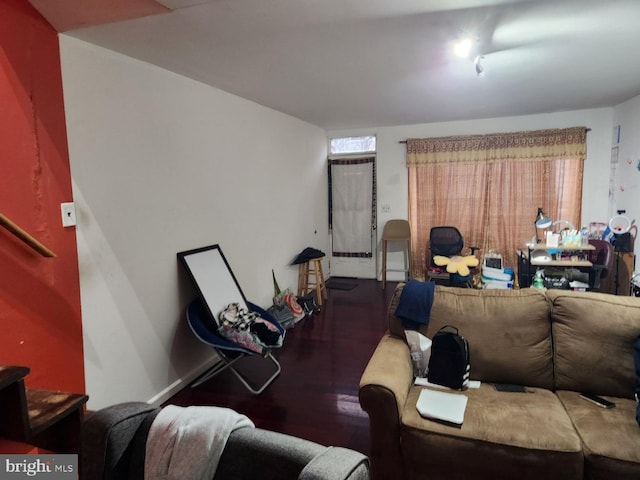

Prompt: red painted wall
[{"left": 0, "top": 0, "right": 84, "bottom": 394}]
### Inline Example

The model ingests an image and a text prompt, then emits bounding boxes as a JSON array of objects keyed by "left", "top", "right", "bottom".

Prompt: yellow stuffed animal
[{"left": 433, "top": 254, "right": 479, "bottom": 277}]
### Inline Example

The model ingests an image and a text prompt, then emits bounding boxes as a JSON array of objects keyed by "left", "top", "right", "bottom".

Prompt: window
[
  {"left": 406, "top": 127, "right": 587, "bottom": 281},
  {"left": 329, "top": 135, "right": 376, "bottom": 155}
]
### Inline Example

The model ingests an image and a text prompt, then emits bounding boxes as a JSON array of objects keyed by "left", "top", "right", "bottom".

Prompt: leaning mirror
[{"left": 177, "top": 244, "right": 248, "bottom": 322}]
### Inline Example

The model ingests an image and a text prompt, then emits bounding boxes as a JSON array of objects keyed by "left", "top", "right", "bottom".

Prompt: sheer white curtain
[{"left": 330, "top": 158, "right": 375, "bottom": 257}]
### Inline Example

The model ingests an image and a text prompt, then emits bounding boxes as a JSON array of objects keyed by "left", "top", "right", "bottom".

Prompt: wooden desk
[{"left": 517, "top": 244, "right": 594, "bottom": 288}]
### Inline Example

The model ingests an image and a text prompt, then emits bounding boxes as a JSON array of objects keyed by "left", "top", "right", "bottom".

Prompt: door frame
[{"left": 328, "top": 155, "right": 377, "bottom": 279}]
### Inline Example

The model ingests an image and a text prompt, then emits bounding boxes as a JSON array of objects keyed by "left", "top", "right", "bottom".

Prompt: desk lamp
[{"left": 534, "top": 208, "right": 552, "bottom": 243}]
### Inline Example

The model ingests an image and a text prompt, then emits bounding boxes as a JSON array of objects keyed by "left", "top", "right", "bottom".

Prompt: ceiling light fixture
[
  {"left": 474, "top": 55, "right": 485, "bottom": 77},
  {"left": 453, "top": 37, "right": 473, "bottom": 58}
]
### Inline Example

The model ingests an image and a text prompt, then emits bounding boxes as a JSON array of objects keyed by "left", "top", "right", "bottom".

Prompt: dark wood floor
[{"left": 164, "top": 278, "right": 398, "bottom": 456}]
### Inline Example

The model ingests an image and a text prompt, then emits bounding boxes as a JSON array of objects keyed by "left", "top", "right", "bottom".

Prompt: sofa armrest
[
  {"left": 216, "top": 427, "right": 369, "bottom": 480},
  {"left": 81, "top": 401, "right": 160, "bottom": 480},
  {"left": 299, "top": 446, "right": 369, "bottom": 480},
  {"left": 359, "top": 333, "right": 413, "bottom": 480}
]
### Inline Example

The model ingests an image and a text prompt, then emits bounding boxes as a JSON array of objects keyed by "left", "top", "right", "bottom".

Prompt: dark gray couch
[{"left": 81, "top": 402, "right": 369, "bottom": 480}]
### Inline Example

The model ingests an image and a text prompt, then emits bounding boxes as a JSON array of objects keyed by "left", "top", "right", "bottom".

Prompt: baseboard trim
[{"left": 146, "top": 355, "right": 220, "bottom": 406}]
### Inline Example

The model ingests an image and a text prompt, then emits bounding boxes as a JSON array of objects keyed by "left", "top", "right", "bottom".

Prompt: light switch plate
[{"left": 61, "top": 202, "right": 76, "bottom": 227}]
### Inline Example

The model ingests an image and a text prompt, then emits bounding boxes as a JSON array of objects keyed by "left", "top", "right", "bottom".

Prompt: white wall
[
  {"left": 329, "top": 108, "right": 615, "bottom": 280},
  {"left": 613, "top": 94, "right": 640, "bottom": 259},
  {"left": 60, "top": 37, "right": 329, "bottom": 410}
]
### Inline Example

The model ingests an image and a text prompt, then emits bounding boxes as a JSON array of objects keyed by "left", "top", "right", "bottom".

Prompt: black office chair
[
  {"left": 426, "top": 226, "right": 478, "bottom": 287},
  {"left": 430, "top": 226, "right": 465, "bottom": 259}
]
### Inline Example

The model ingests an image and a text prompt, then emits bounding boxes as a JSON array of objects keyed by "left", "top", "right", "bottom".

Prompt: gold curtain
[{"left": 407, "top": 127, "right": 586, "bottom": 282}]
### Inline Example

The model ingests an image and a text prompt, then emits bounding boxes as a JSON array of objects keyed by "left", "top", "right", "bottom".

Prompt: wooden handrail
[{"left": 0, "top": 213, "right": 56, "bottom": 258}]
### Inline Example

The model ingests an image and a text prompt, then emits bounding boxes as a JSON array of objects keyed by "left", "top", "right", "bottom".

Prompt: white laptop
[{"left": 416, "top": 388, "right": 468, "bottom": 425}]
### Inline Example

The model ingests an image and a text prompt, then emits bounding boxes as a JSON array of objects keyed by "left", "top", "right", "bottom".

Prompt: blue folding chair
[
  {"left": 186, "top": 297, "right": 284, "bottom": 394},
  {"left": 178, "top": 244, "right": 286, "bottom": 394}
]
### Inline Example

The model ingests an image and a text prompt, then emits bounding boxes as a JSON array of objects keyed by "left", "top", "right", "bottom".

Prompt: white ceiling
[{"left": 32, "top": 0, "right": 640, "bottom": 130}]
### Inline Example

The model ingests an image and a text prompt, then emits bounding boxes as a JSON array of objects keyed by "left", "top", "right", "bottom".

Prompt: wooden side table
[{"left": 0, "top": 366, "right": 88, "bottom": 453}]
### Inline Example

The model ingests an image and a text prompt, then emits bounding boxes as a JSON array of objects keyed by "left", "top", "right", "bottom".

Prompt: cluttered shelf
[
  {"left": 517, "top": 244, "right": 597, "bottom": 290},
  {"left": 525, "top": 243, "right": 595, "bottom": 267},
  {"left": 518, "top": 211, "right": 636, "bottom": 294}
]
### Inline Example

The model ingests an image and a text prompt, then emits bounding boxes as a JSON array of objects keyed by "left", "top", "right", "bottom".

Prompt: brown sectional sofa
[{"left": 359, "top": 284, "right": 640, "bottom": 480}]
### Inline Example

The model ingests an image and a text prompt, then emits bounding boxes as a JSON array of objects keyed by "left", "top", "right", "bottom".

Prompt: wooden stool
[
  {"left": 381, "top": 219, "right": 412, "bottom": 288},
  {"left": 297, "top": 257, "right": 328, "bottom": 306}
]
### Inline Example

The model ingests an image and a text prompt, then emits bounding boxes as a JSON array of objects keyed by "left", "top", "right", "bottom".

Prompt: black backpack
[
  {"left": 427, "top": 325, "right": 470, "bottom": 390},
  {"left": 634, "top": 335, "right": 640, "bottom": 425}
]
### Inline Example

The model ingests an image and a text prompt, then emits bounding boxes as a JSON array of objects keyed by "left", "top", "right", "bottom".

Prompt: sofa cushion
[
  {"left": 557, "top": 390, "right": 640, "bottom": 480},
  {"left": 400, "top": 383, "right": 583, "bottom": 479},
  {"left": 389, "top": 285, "right": 554, "bottom": 389},
  {"left": 548, "top": 290, "right": 640, "bottom": 397}
]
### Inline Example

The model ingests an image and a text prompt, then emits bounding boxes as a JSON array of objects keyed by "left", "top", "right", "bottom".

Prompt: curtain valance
[{"left": 406, "top": 127, "right": 587, "bottom": 166}]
